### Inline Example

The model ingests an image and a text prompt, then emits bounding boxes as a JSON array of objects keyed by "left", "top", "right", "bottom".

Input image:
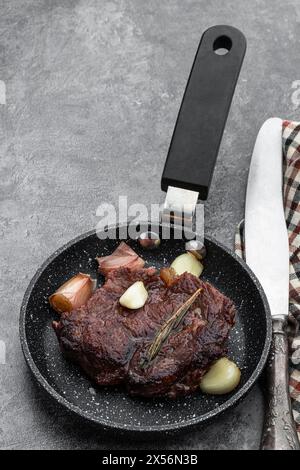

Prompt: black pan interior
[{"left": 20, "top": 227, "right": 271, "bottom": 435}]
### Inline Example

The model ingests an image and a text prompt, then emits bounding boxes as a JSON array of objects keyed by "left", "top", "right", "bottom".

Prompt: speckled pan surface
[{"left": 20, "top": 226, "right": 272, "bottom": 435}]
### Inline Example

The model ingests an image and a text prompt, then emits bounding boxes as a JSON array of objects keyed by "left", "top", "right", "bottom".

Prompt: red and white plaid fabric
[{"left": 235, "top": 120, "right": 300, "bottom": 438}]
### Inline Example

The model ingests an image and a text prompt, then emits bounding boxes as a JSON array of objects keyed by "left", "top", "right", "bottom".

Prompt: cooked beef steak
[{"left": 53, "top": 267, "right": 236, "bottom": 398}]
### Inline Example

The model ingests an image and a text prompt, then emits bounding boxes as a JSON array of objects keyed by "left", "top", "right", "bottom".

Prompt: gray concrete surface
[{"left": 0, "top": 0, "right": 299, "bottom": 450}]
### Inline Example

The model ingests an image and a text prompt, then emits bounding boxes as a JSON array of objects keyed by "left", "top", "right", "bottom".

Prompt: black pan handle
[
  {"left": 261, "top": 317, "right": 300, "bottom": 450},
  {"left": 161, "top": 25, "right": 246, "bottom": 200}
]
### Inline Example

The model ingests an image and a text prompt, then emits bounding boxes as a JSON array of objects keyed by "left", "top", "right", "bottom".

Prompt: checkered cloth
[{"left": 235, "top": 120, "right": 300, "bottom": 438}]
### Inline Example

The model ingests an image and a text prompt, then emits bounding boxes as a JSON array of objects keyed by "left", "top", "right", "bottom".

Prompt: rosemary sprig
[{"left": 145, "top": 288, "right": 202, "bottom": 364}]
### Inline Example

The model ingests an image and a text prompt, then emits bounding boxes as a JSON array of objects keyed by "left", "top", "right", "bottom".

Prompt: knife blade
[
  {"left": 245, "top": 117, "right": 299, "bottom": 450},
  {"left": 245, "top": 117, "right": 289, "bottom": 318}
]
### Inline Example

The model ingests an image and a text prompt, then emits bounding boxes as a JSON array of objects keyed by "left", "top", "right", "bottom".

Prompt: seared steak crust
[{"left": 53, "top": 267, "right": 235, "bottom": 398}]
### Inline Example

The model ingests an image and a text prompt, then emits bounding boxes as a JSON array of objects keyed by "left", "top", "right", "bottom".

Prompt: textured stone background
[{"left": 0, "top": 0, "right": 299, "bottom": 450}]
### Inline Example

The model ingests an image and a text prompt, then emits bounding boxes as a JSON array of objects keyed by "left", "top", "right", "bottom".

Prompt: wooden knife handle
[{"left": 261, "top": 317, "right": 300, "bottom": 450}]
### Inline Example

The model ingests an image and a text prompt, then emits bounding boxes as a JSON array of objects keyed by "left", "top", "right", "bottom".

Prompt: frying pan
[{"left": 20, "top": 26, "right": 272, "bottom": 437}]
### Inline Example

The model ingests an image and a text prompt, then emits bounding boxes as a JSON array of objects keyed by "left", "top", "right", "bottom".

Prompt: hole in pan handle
[{"left": 161, "top": 25, "right": 246, "bottom": 201}]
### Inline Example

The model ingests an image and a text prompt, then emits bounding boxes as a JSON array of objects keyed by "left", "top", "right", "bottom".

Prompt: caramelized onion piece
[
  {"left": 49, "top": 273, "right": 96, "bottom": 313},
  {"left": 160, "top": 267, "right": 177, "bottom": 286},
  {"left": 96, "top": 242, "right": 145, "bottom": 276}
]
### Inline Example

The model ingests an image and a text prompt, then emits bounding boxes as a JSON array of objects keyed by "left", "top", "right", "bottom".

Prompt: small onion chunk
[
  {"left": 160, "top": 267, "right": 177, "bottom": 286},
  {"left": 119, "top": 281, "right": 148, "bottom": 310},
  {"left": 171, "top": 252, "right": 203, "bottom": 277},
  {"left": 200, "top": 358, "right": 241, "bottom": 395},
  {"left": 49, "top": 273, "right": 96, "bottom": 313}
]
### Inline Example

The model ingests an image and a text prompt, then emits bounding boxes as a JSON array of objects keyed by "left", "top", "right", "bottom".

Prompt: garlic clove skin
[
  {"left": 185, "top": 239, "right": 207, "bottom": 260},
  {"left": 137, "top": 231, "right": 161, "bottom": 250},
  {"left": 119, "top": 281, "right": 148, "bottom": 310},
  {"left": 199, "top": 358, "right": 241, "bottom": 395},
  {"left": 171, "top": 252, "right": 203, "bottom": 277},
  {"left": 49, "top": 273, "right": 96, "bottom": 314}
]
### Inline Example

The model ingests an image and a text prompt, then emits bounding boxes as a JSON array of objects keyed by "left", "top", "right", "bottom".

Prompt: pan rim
[{"left": 19, "top": 227, "right": 272, "bottom": 433}]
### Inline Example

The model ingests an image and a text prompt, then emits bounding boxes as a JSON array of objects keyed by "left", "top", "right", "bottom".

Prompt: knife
[{"left": 245, "top": 117, "right": 299, "bottom": 450}]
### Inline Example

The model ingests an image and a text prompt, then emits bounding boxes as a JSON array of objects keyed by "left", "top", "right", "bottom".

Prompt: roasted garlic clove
[
  {"left": 200, "top": 358, "right": 241, "bottom": 395},
  {"left": 171, "top": 252, "right": 203, "bottom": 277},
  {"left": 119, "top": 281, "right": 148, "bottom": 309}
]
